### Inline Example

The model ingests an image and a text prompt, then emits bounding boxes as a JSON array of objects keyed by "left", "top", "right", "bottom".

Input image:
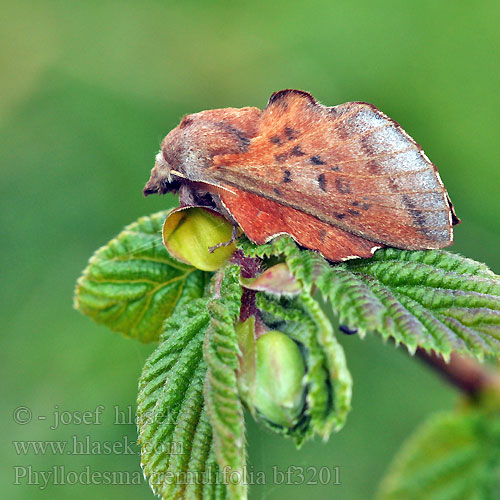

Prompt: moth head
[
  {"left": 143, "top": 150, "right": 181, "bottom": 196},
  {"left": 143, "top": 107, "right": 261, "bottom": 197}
]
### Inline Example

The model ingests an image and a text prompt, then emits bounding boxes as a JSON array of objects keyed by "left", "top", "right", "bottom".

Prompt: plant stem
[{"left": 416, "top": 349, "right": 500, "bottom": 400}]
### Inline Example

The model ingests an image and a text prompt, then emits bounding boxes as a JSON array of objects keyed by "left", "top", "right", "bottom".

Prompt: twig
[{"left": 416, "top": 349, "right": 500, "bottom": 400}]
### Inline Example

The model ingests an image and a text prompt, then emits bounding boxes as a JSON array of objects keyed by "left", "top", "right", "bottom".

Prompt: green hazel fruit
[
  {"left": 254, "top": 330, "right": 306, "bottom": 427},
  {"left": 162, "top": 207, "right": 236, "bottom": 271}
]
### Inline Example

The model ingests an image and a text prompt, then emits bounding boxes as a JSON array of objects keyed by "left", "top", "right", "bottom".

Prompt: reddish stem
[{"left": 416, "top": 349, "right": 500, "bottom": 399}]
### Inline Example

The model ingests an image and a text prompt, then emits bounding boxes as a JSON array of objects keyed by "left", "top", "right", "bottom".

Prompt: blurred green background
[{"left": 2, "top": 1, "right": 499, "bottom": 498}]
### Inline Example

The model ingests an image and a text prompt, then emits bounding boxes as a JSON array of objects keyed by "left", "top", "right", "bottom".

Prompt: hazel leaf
[
  {"left": 377, "top": 409, "right": 500, "bottom": 500},
  {"left": 238, "top": 236, "right": 500, "bottom": 361},
  {"left": 75, "top": 211, "right": 209, "bottom": 342},
  {"left": 203, "top": 265, "right": 247, "bottom": 499},
  {"left": 137, "top": 299, "right": 227, "bottom": 500}
]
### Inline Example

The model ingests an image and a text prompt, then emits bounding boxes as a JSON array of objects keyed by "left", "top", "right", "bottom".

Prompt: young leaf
[
  {"left": 376, "top": 409, "right": 500, "bottom": 500},
  {"left": 256, "top": 291, "right": 352, "bottom": 443},
  {"left": 137, "top": 299, "right": 227, "bottom": 499},
  {"left": 239, "top": 237, "right": 500, "bottom": 361},
  {"left": 299, "top": 292, "right": 353, "bottom": 435},
  {"left": 75, "top": 211, "right": 209, "bottom": 342},
  {"left": 204, "top": 265, "right": 247, "bottom": 500}
]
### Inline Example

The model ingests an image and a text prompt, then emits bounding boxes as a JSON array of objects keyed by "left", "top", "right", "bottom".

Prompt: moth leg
[
  {"left": 211, "top": 193, "right": 239, "bottom": 225},
  {"left": 179, "top": 183, "right": 214, "bottom": 207},
  {"left": 209, "top": 224, "right": 240, "bottom": 253},
  {"left": 178, "top": 184, "right": 197, "bottom": 206}
]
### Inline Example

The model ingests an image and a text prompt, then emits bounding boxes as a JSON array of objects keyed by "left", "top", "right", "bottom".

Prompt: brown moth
[{"left": 143, "top": 89, "right": 459, "bottom": 262}]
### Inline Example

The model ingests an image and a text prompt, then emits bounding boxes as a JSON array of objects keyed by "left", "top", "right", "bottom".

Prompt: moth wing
[
  {"left": 218, "top": 187, "right": 382, "bottom": 262},
  {"left": 211, "top": 90, "right": 458, "bottom": 249}
]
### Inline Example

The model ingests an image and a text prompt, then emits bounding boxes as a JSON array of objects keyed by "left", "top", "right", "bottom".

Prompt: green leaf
[
  {"left": 75, "top": 211, "right": 209, "bottom": 342},
  {"left": 238, "top": 237, "right": 500, "bottom": 361},
  {"left": 137, "top": 299, "right": 227, "bottom": 499},
  {"left": 299, "top": 292, "right": 352, "bottom": 435},
  {"left": 377, "top": 409, "right": 500, "bottom": 500},
  {"left": 256, "top": 291, "right": 352, "bottom": 443},
  {"left": 204, "top": 265, "right": 247, "bottom": 500}
]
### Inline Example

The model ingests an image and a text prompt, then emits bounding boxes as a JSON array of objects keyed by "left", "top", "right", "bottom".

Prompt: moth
[{"left": 143, "top": 89, "right": 460, "bottom": 262}]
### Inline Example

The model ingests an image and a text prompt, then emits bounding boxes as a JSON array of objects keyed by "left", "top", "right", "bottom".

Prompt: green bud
[
  {"left": 235, "top": 317, "right": 257, "bottom": 408},
  {"left": 253, "top": 330, "right": 306, "bottom": 427},
  {"left": 162, "top": 207, "right": 236, "bottom": 271}
]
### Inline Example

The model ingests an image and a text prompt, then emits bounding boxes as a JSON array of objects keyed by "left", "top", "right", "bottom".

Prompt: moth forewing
[
  {"left": 210, "top": 91, "right": 458, "bottom": 250},
  {"left": 144, "top": 89, "right": 459, "bottom": 260}
]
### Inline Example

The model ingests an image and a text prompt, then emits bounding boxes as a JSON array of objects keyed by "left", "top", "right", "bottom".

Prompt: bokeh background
[{"left": 2, "top": 1, "right": 499, "bottom": 498}]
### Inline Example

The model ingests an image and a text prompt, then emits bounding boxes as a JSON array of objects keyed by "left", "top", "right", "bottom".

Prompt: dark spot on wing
[
  {"left": 275, "top": 146, "right": 305, "bottom": 162},
  {"left": 368, "top": 160, "right": 381, "bottom": 174},
  {"left": 310, "top": 155, "right": 325, "bottom": 165},
  {"left": 362, "top": 203, "right": 371, "bottom": 211},
  {"left": 270, "top": 135, "right": 281, "bottom": 145},
  {"left": 284, "top": 126, "right": 299, "bottom": 141},
  {"left": 335, "top": 178, "right": 351, "bottom": 194},
  {"left": 179, "top": 116, "right": 193, "bottom": 129},
  {"left": 217, "top": 122, "right": 251, "bottom": 152},
  {"left": 410, "top": 210, "right": 427, "bottom": 229},
  {"left": 317, "top": 173, "right": 327, "bottom": 192},
  {"left": 238, "top": 136, "right": 251, "bottom": 151},
  {"left": 334, "top": 213, "right": 346, "bottom": 220},
  {"left": 275, "top": 152, "right": 288, "bottom": 163},
  {"left": 387, "top": 178, "right": 399, "bottom": 192},
  {"left": 330, "top": 166, "right": 340, "bottom": 171},
  {"left": 336, "top": 124, "right": 350, "bottom": 140},
  {"left": 361, "top": 135, "right": 376, "bottom": 157},
  {"left": 402, "top": 195, "right": 416, "bottom": 209},
  {"left": 282, "top": 169, "right": 292, "bottom": 183},
  {"left": 352, "top": 201, "right": 359, "bottom": 206},
  {"left": 291, "top": 145, "right": 305, "bottom": 156},
  {"left": 402, "top": 195, "right": 429, "bottom": 233},
  {"left": 274, "top": 187, "right": 282, "bottom": 196},
  {"left": 330, "top": 107, "right": 340, "bottom": 118},
  {"left": 347, "top": 209, "right": 360, "bottom": 216}
]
